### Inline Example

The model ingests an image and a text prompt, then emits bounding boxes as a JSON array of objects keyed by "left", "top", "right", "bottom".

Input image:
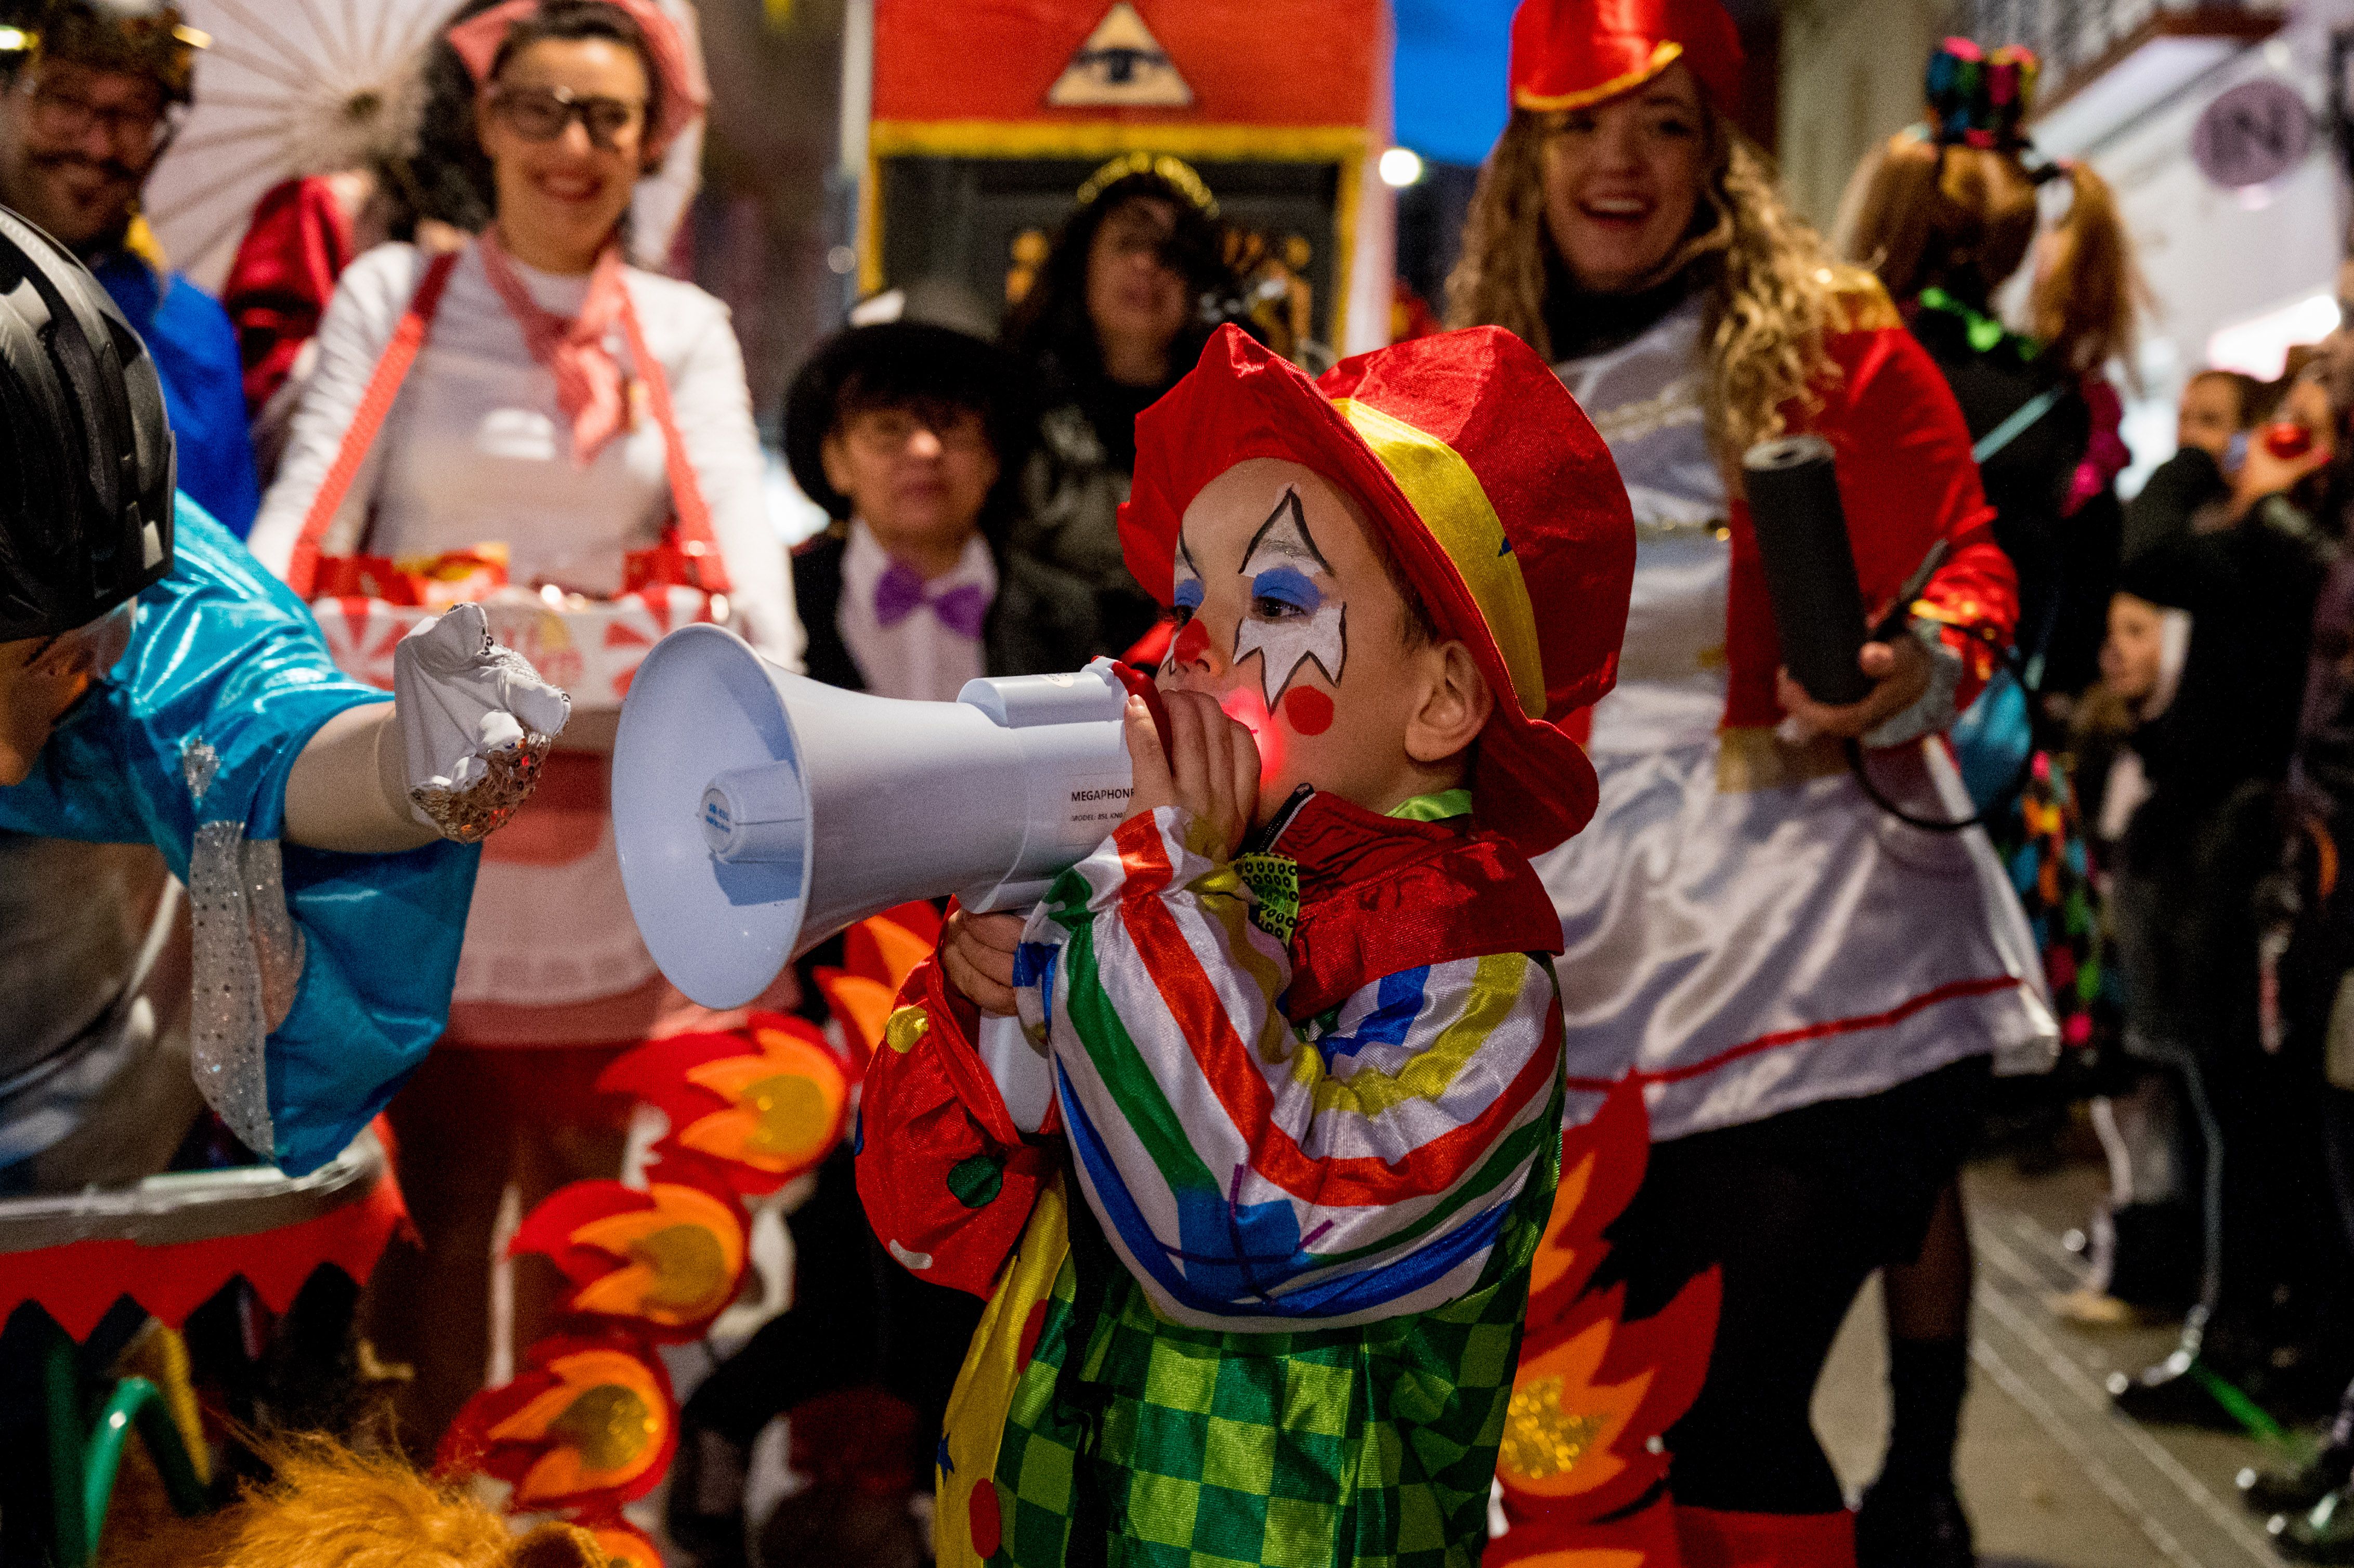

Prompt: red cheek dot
[
  {"left": 1282, "top": 687, "right": 1335, "bottom": 736},
  {"left": 1172, "top": 620, "right": 1211, "bottom": 667}
]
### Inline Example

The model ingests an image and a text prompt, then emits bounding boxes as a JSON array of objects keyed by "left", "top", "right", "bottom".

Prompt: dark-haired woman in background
[
  {"left": 1003, "top": 153, "right": 1243, "bottom": 651},
  {"left": 247, "top": 0, "right": 793, "bottom": 1449}
]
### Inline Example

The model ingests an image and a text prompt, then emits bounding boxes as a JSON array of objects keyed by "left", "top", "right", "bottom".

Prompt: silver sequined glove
[{"left": 394, "top": 604, "right": 571, "bottom": 843}]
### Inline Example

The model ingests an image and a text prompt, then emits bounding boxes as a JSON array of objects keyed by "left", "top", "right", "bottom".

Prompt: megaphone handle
[{"left": 1110, "top": 661, "right": 1176, "bottom": 754}]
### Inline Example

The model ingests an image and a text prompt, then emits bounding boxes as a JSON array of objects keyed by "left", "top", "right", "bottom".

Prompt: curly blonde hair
[{"left": 1445, "top": 105, "right": 1848, "bottom": 456}]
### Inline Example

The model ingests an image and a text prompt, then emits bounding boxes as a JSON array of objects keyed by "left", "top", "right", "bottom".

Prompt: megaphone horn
[{"left": 611, "top": 625, "right": 1144, "bottom": 1010}]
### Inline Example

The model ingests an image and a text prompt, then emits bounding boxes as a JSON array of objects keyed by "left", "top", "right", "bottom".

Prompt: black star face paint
[
  {"left": 1232, "top": 488, "right": 1346, "bottom": 722},
  {"left": 1164, "top": 532, "right": 1210, "bottom": 676}
]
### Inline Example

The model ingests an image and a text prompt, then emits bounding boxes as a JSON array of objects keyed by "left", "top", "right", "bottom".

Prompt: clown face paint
[
  {"left": 1232, "top": 489, "right": 1347, "bottom": 709},
  {"left": 1161, "top": 459, "right": 1454, "bottom": 829},
  {"left": 1166, "top": 535, "right": 1212, "bottom": 673}
]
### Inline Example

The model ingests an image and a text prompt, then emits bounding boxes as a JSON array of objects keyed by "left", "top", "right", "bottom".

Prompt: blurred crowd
[{"left": 12, "top": 0, "right": 2354, "bottom": 1565}]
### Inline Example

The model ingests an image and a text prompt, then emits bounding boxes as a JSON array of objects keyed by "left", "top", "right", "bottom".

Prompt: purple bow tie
[{"left": 874, "top": 558, "right": 990, "bottom": 638}]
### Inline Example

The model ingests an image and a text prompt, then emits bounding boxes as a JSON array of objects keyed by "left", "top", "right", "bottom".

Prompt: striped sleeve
[{"left": 1013, "top": 806, "right": 1564, "bottom": 1331}]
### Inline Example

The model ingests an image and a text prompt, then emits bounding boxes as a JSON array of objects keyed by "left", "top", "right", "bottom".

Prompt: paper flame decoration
[
  {"left": 585, "top": 1515, "right": 665, "bottom": 1568},
  {"left": 814, "top": 901, "right": 941, "bottom": 1063},
  {"left": 599, "top": 1012, "right": 853, "bottom": 1195},
  {"left": 440, "top": 908, "right": 941, "bottom": 1542},
  {"left": 439, "top": 1334, "right": 679, "bottom": 1512},
  {"left": 1488, "top": 1080, "right": 1722, "bottom": 1565},
  {"left": 511, "top": 1164, "right": 749, "bottom": 1338}
]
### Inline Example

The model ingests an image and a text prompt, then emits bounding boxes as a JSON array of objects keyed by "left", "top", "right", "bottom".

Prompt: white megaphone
[{"left": 613, "top": 626, "right": 1149, "bottom": 1123}]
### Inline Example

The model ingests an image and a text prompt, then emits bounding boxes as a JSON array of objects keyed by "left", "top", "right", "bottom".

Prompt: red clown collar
[
  {"left": 1120, "top": 324, "right": 1636, "bottom": 857},
  {"left": 1509, "top": 0, "right": 1745, "bottom": 114}
]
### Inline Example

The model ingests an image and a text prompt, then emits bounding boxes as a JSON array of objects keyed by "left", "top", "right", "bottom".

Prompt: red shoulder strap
[
  {"left": 283, "top": 250, "right": 460, "bottom": 598},
  {"left": 619, "top": 291, "right": 733, "bottom": 595}
]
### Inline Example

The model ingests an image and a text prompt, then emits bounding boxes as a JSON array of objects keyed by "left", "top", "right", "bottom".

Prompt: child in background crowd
[
  {"left": 2126, "top": 369, "right": 2267, "bottom": 560},
  {"left": 784, "top": 317, "right": 1105, "bottom": 695},
  {"left": 2181, "top": 369, "right": 2264, "bottom": 462}
]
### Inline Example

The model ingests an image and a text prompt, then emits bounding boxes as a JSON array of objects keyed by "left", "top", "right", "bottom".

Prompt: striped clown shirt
[{"left": 1013, "top": 803, "right": 1566, "bottom": 1333}]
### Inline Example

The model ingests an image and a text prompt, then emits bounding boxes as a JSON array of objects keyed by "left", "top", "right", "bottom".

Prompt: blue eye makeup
[
  {"left": 1174, "top": 577, "right": 1205, "bottom": 611},
  {"left": 1250, "top": 566, "right": 1321, "bottom": 614}
]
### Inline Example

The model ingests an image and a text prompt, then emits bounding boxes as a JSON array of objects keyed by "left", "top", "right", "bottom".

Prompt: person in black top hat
[{"left": 784, "top": 316, "right": 1106, "bottom": 699}]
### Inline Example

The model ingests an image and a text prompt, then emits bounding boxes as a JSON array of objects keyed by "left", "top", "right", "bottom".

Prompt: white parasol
[{"left": 144, "top": 0, "right": 705, "bottom": 295}]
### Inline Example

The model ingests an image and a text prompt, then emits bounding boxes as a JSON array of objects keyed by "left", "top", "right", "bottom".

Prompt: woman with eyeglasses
[{"left": 247, "top": 0, "right": 797, "bottom": 1451}]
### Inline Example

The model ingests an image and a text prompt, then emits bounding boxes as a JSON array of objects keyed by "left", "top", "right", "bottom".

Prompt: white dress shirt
[{"left": 837, "top": 520, "right": 995, "bottom": 702}]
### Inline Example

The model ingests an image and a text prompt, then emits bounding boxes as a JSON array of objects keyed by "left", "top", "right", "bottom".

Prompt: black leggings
[{"left": 1594, "top": 1057, "right": 1989, "bottom": 1514}]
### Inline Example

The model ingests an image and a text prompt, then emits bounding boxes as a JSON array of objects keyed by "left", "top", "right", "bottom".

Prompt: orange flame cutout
[
  {"left": 1491, "top": 1081, "right": 1722, "bottom": 1559},
  {"left": 511, "top": 1173, "right": 749, "bottom": 1338},
  {"left": 599, "top": 1013, "right": 852, "bottom": 1194},
  {"left": 676, "top": 1026, "right": 849, "bottom": 1177},
  {"left": 585, "top": 1515, "right": 664, "bottom": 1568},
  {"left": 443, "top": 1336, "right": 677, "bottom": 1513},
  {"left": 566, "top": 1182, "right": 747, "bottom": 1326},
  {"left": 815, "top": 903, "right": 942, "bottom": 1062}
]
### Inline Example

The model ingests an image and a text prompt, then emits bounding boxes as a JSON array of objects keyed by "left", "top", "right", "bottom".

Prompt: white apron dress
[{"left": 1538, "top": 297, "right": 2056, "bottom": 1142}]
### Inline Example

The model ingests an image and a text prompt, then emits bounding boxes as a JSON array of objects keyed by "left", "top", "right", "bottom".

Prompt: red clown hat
[
  {"left": 1121, "top": 325, "right": 1636, "bottom": 856},
  {"left": 1509, "top": 0, "right": 1745, "bottom": 113}
]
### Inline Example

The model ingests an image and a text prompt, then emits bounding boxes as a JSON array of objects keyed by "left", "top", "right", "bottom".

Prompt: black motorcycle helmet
[{"left": 0, "top": 204, "right": 175, "bottom": 641}]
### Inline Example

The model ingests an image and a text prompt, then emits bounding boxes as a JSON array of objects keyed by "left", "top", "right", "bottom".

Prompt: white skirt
[{"left": 1539, "top": 723, "right": 2057, "bottom": 1143}]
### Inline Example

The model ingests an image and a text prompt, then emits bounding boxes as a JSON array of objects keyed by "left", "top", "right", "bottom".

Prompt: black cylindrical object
[{"left": 1742, "top": 435, "right": 1873, "bottom": 707}]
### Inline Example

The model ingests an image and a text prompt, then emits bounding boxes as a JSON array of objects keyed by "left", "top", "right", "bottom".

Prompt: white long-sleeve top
[{"left": 249, "top": 240, "right": 799, "bottom": 664}]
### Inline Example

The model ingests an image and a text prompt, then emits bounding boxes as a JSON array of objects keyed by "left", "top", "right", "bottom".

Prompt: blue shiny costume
[
  {"left": 0, "top": 499, "right": 477, "bottom": 1175},
  {"left": 92, "top": 253, "right": 261, "bottom": 540}
]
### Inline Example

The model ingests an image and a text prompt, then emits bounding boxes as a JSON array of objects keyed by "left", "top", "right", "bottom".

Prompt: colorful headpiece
[
  {"left": 1508, "top": 0, "right": 1744, "bottom": 115},
  {"left": 1075, "top": 152, "right": 1220, "bottom": 218},
  {"left": 1121, "top": 325, "right": 1637, "bottom": 854},
  {"left": 1924, "top": 37, "right": 2040, "bottom": 151},
  {"left": 446, "top": 0, "right": 709, "bottom": 160}
]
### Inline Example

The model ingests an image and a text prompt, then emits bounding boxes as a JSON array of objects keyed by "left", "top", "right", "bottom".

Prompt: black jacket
[
  {"left": 791, "top": 529, "right": 1108, "bottom": 692},
  {"left": 1907, "top": 302, "right": 2112, "bottom": 696}
]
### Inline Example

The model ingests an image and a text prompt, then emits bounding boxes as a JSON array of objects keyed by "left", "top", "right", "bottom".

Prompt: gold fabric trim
[
  {"left": 1715, "top": 725, "right": 1848, "bottom": 794},
  {"left": 1514, "top": 41, "right": 1683, "bottom": 113},
  {"left": 1331, "top": 398, "right": 1548, "bottom": 718}
]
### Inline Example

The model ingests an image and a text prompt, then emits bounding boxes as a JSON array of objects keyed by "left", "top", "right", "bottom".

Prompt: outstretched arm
[{"left": 283, "top": 604, "right": 570, "bottom": 852}]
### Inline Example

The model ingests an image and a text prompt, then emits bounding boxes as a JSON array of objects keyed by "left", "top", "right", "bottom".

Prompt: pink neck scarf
[{"left": 477, "top": 226, "right": 631, "bottom": 465}]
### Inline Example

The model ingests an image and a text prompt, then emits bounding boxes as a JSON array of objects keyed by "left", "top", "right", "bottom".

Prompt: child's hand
[
  {"left": 943, "top": 908, "right": 1026, "bottom": 1017},
  {"left": 1122, "top": 691, "right": 1260, "bottom": 859}
]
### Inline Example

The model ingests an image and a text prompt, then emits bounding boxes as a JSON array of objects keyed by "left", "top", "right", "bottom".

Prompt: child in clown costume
[{"left": 855, "top": 322, "right": 1635, "bottom": 1568}]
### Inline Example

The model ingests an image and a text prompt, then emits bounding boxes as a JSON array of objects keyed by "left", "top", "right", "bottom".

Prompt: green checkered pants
[{"left": 984, "top": 1149, "right": 1555, "bottom": 1568}]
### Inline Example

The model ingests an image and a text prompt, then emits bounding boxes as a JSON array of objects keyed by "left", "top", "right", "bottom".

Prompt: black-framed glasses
[
  {"left": 22, "top": 80, "right": 173, "bottom": 155},
  {"left": 489, "top": 83, "right": 644, "bottom": 150}
]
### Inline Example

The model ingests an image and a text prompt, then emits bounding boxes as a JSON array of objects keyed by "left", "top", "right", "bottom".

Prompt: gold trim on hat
[
  {"left": 1331, "top": 398, "right": 1548, "bottom": 720},
  {"left": 1515, "top": 39, "right": 1684, "bottom": 114},
  {"left": 1075, "top": 151, "right": 1220, "bottom": 217}
]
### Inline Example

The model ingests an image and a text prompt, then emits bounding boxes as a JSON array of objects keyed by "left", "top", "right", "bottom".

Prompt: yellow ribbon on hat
[
  {"left": 1332, "top": 398, "right": 1547, "bottom": 720},
  {"left": 1516, "top": 39, "right": 1684, "bottom": 113}
]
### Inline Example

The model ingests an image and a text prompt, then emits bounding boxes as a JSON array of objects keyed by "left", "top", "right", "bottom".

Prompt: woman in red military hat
[{"left": 1451, "top": 4, "right": 2051, "bottom": 1566}]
